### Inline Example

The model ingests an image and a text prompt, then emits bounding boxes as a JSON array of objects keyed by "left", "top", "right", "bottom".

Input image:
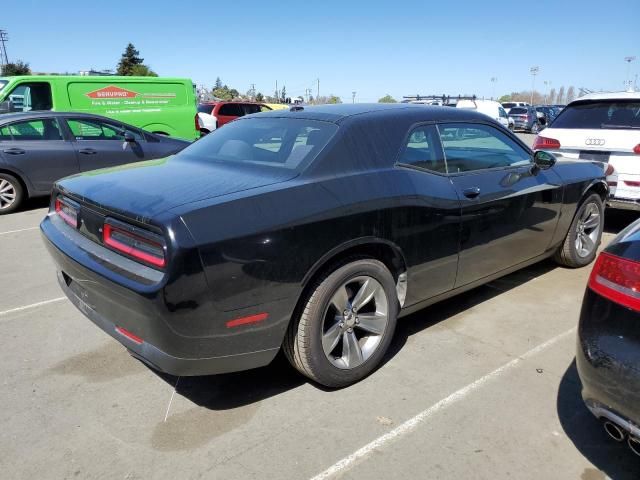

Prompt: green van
[{"left": 0, "top": 76, "right": 198, "bottom": 140}]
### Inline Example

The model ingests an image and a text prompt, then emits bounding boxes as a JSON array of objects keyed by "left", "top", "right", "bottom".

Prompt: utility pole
[
  {"left": 624, "top": 56, "right": 636, "bottom": 91},
  {"left": 317, "top": 78, "right": 320, "bottom": 101},
  {"left": 352, "top": 91, "right": 356, "bottom": 104},
  {"left": 543, "top": 80, "right": 551, "bottom": 104},
  {"left": 529, "top": 66, "right": 539, "bottom": 104},
  {"left": 490, "top": 77, "right": 497, "bottom": 100},
  {"left": 275, "top": 80, "right": 278, "bottom": 103},
  {"left": 250, "top": 83, "right": 256, "bottom": 100},
  {"left": 0, "top": 30, "right": 9, "bottom": 68}
]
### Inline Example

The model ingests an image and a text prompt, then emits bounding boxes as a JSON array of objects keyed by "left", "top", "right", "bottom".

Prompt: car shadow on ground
[
  {"left": 604, "top": 209, "right": 639, "bottom": 235},
  {"left": 151, "top": 209, "right": 638, "bottom": 409},
  {"left": 557, "top": 360, "right": 640, "bottom": 479},
  {"left": 15, "top": 195, "right": 49, "bottom": 213}
]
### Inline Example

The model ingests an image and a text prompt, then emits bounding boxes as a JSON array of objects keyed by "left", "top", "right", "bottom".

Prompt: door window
[
  {"left": 0, "top": 118, "right": 62, "bottom": 141},
  {"left": 499, "top": 107, "right": 508, "bottom": 118},
  {"left": 66, "top": 118, "right": 143, "bottom": 142},
  {"left": 218, "top": 103, "right": 243, "bottom": 117},
  {"left": 4, "top": 83, "right": 53, "bottom": 112},
  {"left": 438, "top": 123, "right": 531, "bottom": 173},
  {"left": 242, "top": 104, "right": 261, "bottom": 115},
  {"left": 398, "top": 125, "right": 446, "bottom": 173}
]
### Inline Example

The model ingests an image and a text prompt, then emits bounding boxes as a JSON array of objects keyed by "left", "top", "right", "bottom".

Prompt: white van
[
  {"left": 502, "top": 101, "right": 530, "bottom": 114},
  {"left": 456, "top": 99, "right": 513, "bottom": 130}
]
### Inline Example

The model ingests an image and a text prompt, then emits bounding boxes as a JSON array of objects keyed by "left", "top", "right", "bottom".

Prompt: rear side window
[
  {"left": 242, "top": 104, "right": 261, "bottom": 115},
  {"left": 552, "top": 100, "right": 640, "bottom": 129},
  {"left": 179, "top": 118, "right": 338, "bottom": 171},
  {"left": 438, "top": 123, "right": 531, "bottom": 172},
  {"left": 218, "top": 103, "right": 243, "bottom": 116},
  {"left": 197, "top": 104, "right": 214, "bottom": 114},
  {"left": 398, "top": 125, "right": 446, "bottom": 173},
  {"left": 509, "top": 107, "right": 528, "bottom": 114},
  {"left": 502, "top": 103, "right": 516, "bottom": 109},
  {"left": 0, "top": 118, "right": 62, "bottom": 140}
]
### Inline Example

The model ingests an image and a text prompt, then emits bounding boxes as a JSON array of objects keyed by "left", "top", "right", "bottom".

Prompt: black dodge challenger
[{"left": 41, "top": 104, "right": 607, "bottom": 387}]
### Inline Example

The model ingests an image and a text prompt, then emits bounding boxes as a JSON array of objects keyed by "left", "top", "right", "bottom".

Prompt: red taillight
[
  {"left": 605, "top": 163, "right": 615, "bottom": 176},
  {"left": 103, "top": 221, "right": 166, "bottom": 268},
  {"left": 195, "top": 113, "right": 200, "bottom": 133},
  {"left": 608, "top": 181, "right": 618, "bottom": 187},
  {"left": 588, "top": 252, "right": 640, "bottom": 312},
  {"left": 55, "top": 197, "right": 78, "bottom": 228},
  {"left": 633, "top": 144, "right": 640, "bottom": 154},
  {"left": 532, "top": 136, "right": 561, "bottom": 150},
  {"left": 624, "top": 180, "right": 640, "bottom": 187},
  {"left": 115, "top": 326, "right": 143, "bottom": 344}
]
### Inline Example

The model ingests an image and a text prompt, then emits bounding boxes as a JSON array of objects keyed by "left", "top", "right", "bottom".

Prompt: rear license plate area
[
  {"left": 579, "top": 150, "right": 610, "bottom": 162},
  {"left": 63, "top": 271, "right": 95, "bottom": 311}
]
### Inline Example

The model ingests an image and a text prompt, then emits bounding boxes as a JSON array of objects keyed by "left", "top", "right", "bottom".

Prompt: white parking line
[
  {"left": 309, "top": 327, "right": 576, "bottom": 480},
  {"left": 0, "top": 297, "right": 66, "bottom": 318},
  {"left": 0, "top": 226, "right": 40, "bottom": 236}
]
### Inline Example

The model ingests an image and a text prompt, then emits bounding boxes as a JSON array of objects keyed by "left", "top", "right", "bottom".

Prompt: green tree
[
  {"left": 378, "top": 94, "right": 397, "bottom": 103},
  {"left": 328, "top": 95, "right": 342, "bottom": 104},
  {"left": 214, "top": 77, "right": 223, "bottom": 89},
  {"left": 255, "top": 92, "right": 264, "bottom": 102},
  {"left": 1, "top": 61, "right": 31, "bottom": 76},
  {"left": 497, "top": 94, "right": 511, "bottom": 103},
  {"left": 116, "top": 43, "right": 144, "bottom": 75},
  {"left": 130, "top": 64, "right": 158, "bottom": 77},
  {"left": 280, "top": 86, "right": 287, "bottom": 103}
]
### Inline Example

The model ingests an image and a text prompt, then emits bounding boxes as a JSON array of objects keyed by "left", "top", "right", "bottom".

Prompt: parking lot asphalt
[{"left": 2, "top": 133, "right": 640, "bottom": 480}]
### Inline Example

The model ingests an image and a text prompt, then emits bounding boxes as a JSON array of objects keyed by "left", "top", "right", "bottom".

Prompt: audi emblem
[{"left": 585, "top": 138, "right": 605, "bottom": 146}]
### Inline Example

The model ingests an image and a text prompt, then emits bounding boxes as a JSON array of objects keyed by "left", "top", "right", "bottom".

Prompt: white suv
[
  {"left": 457, "top": 99, "right": 514, "bottom": 130},
  {"left": 533, "top": 91, "right": 640, "bottom": 210}
]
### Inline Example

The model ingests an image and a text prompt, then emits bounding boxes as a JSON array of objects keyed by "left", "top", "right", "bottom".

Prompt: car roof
[
  {"left": 252, "top": 103, "right": 492, "bottom": 124},
  {"left": 572, "top": 91, "right": 640, "bottom": 102}
]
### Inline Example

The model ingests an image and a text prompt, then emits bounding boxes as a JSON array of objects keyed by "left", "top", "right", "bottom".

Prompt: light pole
[
  {"left": 625, "top": 56, "right": 636, "bottom": 91},
  {"left": 543, "top": 80, "right": 551, "bottom": 104},
  {"left": 490, "top": 77, "right": 497, "bottom": 99},
  {"left": 530, "top": 66, "right": 539, "bottom": 104},
  {"left": 352, "top": 91, "right": 356, "bottom": 104}
]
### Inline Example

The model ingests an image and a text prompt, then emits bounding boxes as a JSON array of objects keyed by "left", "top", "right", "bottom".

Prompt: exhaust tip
[
  {"left": 604, "top": 421, "right": 626, "bottom": 442},
  {"left": 629, "top": 436, "right": 640, "bottom": 456}
]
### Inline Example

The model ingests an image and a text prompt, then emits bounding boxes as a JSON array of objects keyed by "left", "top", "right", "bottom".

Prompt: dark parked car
[
  {"left": 577, "top": 218, "right": 640, "bottom": 456},
  {"left": 534, "top": 105, "right": 558, "bottom": 125},
  {"left": 0, "top": 112, "right": 189, "bottom": 214},
  {"left": 41, "top": 104, "right": 607, "bottom": 388},
  {"left": 508, "top": 106, "right": 543, "bottom": 133}
]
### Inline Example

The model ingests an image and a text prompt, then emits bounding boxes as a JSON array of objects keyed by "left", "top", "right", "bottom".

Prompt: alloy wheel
[
  {"left": 322, "top": 276, "right": 389, "bottom": 369},
  {"left": 575, "top": 202, "right": 601, "bottom": 257},
  {"left": 0, "top": 179, "right": 17, "bottom": 210}
]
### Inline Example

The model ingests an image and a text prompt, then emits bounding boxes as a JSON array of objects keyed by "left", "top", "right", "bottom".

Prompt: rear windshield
[
  {"left": 552, "top": 100, "right": 640, "bottom": 129},
  {"left": 179, "top": 117, "right": 338, "bottom": 171},
  {"left": 509, "top": 107, "right": 527, "bottom": 114},
  {"left": 502, "top": 103, "right": 516, "bottom": 108},
  {"left": 0, "top": 80, "right": 7, "bottom": 92},
  {"left": 197, "top": 104, "right": 215, "bottom": 114}
]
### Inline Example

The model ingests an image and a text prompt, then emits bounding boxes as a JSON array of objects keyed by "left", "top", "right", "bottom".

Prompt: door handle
[
  {"left": 463, "top": 187, "right": 481, "bottom": 199},
  {"left": 3, "top": 148, "right": 25, "bottom": 155},
  {"left": 78, "top": 148, "right": 97, "bottom": 155}
]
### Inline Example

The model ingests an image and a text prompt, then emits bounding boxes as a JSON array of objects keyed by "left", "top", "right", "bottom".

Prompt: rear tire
[
  {"left": 0, "top": 173, "right": 24, "bottom": 215},
  {"left": 554, "top": 193, "right": 604, "bottom": 268},
  {"left": 283, "top": 258, "right": 398, "bottom": 388}
]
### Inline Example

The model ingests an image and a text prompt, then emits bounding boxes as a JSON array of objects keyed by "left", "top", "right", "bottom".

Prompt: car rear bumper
[
  {"left": 607, "top": 196, "right": 640, "bottom": 211},
  {"left": 41, "top": 214, "right": 283, "bottom": 376},
  {"left": 577, "top": 289, "right": 640, "bottom": 429}
]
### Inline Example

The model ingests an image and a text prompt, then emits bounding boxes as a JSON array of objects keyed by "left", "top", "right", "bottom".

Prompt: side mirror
[
  {"left": 123, "top": 132, "right": 136, "bottom": 143},
  {"left": 533, "top": 150, "right": 557, "bottom": 170},
  {"left": 0, "top": 100, "right": 12, "bottom": 114}
]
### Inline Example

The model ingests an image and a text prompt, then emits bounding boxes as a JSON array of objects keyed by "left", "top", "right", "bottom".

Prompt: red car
[{"left": 197, "top": 102, "right": 272, "bottom": 132}]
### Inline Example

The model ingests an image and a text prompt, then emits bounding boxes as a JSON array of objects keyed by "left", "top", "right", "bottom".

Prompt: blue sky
[{"left": 3, "top": 0, "right": 638, "bottom": 102}]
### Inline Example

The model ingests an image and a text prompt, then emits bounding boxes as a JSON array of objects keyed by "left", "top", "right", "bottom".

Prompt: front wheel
[
  {"left": 530, "top": 122, "right": 540, "bottom": 134},
  {"left": 284, "top": 259, "right": 398, "bottom": 388},
  {"left": 554, "top": 193, "right": 604, "bottom": 268}
]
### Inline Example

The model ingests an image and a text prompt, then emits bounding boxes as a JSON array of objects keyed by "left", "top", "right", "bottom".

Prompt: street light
[
  {"left": 530, "top": 66, "right": 539, "bottom": 104},
  {"left": 543, "top": 80, "right": 551, "bottom": 104},
  {"left": 352, "top": 91, "right": 356, "bottom": 104},
  {"left": 625, "top": 56, "right": 636, "bottom": 91},
  {"left": 490, "top": 77, "right": 497, "bottom": 99}
]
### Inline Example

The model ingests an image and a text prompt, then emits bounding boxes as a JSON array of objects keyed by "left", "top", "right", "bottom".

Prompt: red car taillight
[
  {"left": 588, "top": 252, "right": 640, "bottom": 312},
  {"left": 55, "top": 197, "right": 79, "bottom": 228},
  {"left": 103, "top": 220, "right": 166, "bottom": 268},
  {"left": 195, "top": 113, "right": 200, "bottom": 132},
  {"left": 532, "top": 136, "right": 561, "bottom": 150},
  {"left": 633, "top": 144, "right": 640, "bottom": 155}
]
